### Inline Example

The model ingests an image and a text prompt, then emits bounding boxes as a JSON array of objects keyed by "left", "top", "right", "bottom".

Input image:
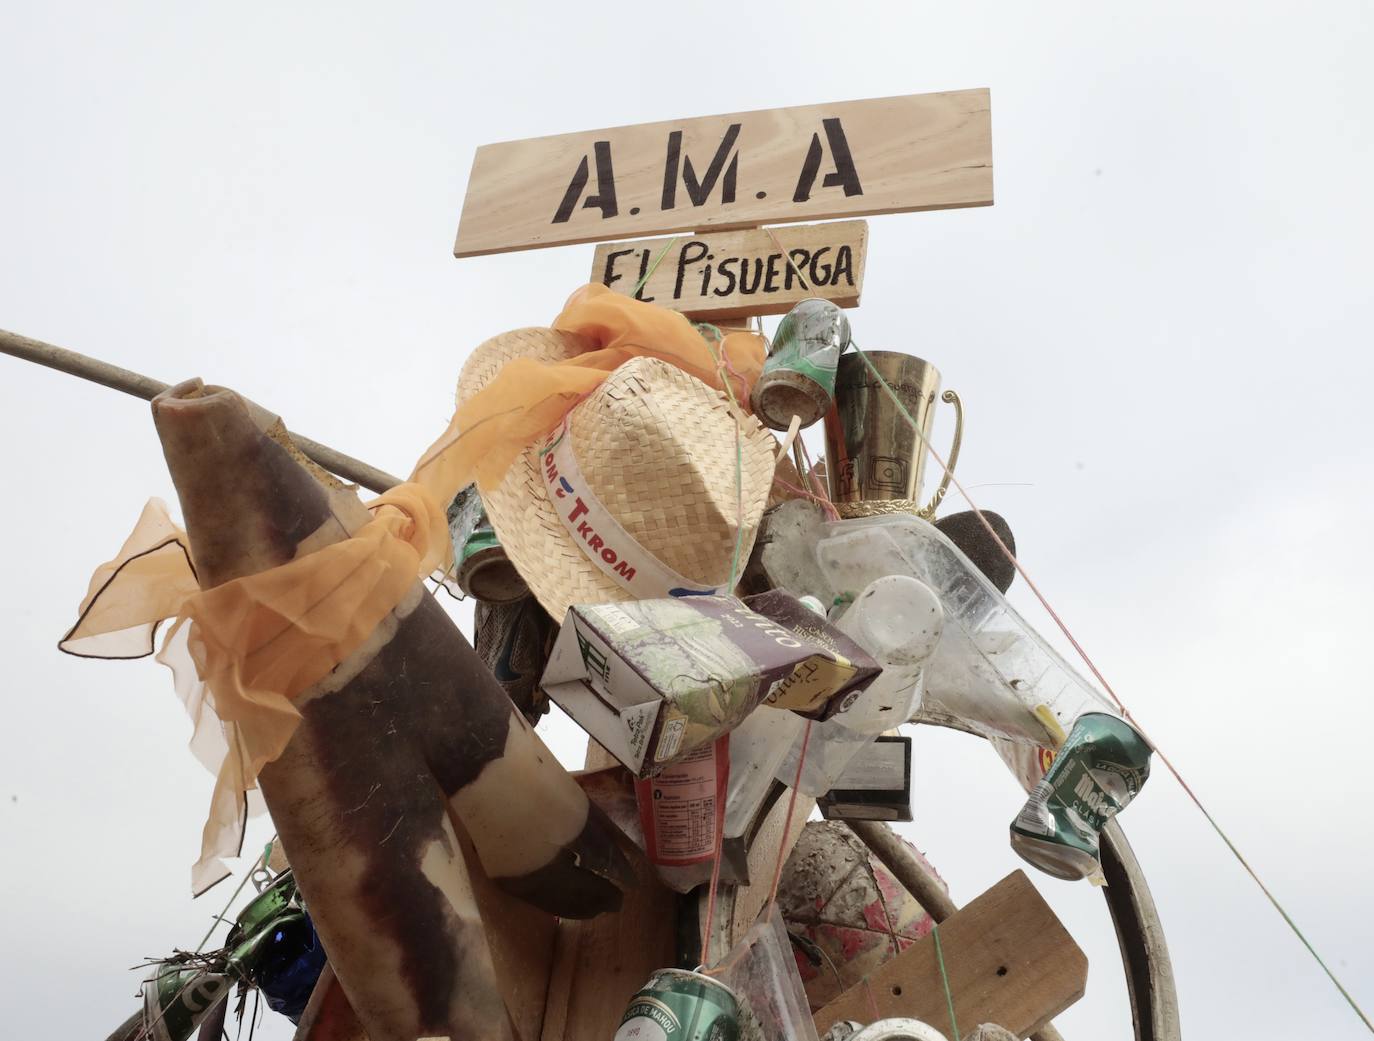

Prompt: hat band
[{"left": 539, "top": 419, "right": 719, "bottom": 600}]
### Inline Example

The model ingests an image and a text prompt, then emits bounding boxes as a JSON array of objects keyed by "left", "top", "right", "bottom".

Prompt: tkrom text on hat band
[{"left": 540, "top": 418, "right": 719, "bottom": 600}]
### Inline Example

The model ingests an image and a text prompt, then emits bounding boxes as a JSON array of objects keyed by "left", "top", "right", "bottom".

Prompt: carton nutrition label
[{"left": 636, "top": 737, "right": 728, "bottom": 865}]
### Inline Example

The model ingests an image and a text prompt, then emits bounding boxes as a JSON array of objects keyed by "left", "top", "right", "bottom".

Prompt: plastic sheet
[
  {"left": 724, "top": 707, "right": 805, "bottom": 842},
  {"left": 709, "top": 903, "right": 819, "bottom": 1041}
]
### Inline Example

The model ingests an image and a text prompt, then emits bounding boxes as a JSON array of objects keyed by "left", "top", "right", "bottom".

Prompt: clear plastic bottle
[
  {"left": 774, "top": 574, "right": 944, "bottom": 796},
  {"left": 812, "top": 514, "right": 1119, "bottom": 748}
]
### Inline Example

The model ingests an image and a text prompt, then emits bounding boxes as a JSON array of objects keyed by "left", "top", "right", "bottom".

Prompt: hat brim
[{"left": 457, "top": 328, "right": 777, "bottom": 620}]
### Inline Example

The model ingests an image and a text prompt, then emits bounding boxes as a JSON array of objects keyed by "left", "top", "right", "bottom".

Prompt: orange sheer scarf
[
  {"left": 60, "top": 485, "right": 448, "bottom": 893},
  {"left": 61, "top": 285, "right": 765, "bottom": 892},
  {"left": 415, "top": 284, "right": 766, "bottom": 493}
]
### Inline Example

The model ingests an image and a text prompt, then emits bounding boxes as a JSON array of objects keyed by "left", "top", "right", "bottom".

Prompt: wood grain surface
[
  {"left": 455, "top": 90, "right": 991, "bottom": 256},
  {"left": 590, "top": 221, "right": 867, "bottom": 320},
  {"left": 812, "top": 871, "right": 1088, "bottom": 1040}
]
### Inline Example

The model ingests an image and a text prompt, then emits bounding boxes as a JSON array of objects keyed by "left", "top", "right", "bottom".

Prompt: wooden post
[{"left": 0, "top": 328, "right": 403, "bottom": 493}]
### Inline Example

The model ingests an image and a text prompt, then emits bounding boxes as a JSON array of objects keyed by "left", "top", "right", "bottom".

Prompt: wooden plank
[
  {"left": 454, "top": 89, "right": 991, "bottom": 257},
  {"left": 590, "top": 222, "right": 867, "bottom": 320},
  {"left": 539, "top": 838, "right": 679, "bottom": 1041},
  {"left": 293, "top": 966, "right": 368, "bottom": 1041},
  {"left": 698, "top": 788, "right": 816, "bottom": 964},
  {"left": 845, "top": 822, "right": 1068, "bottom": 1041},
  {"left": 729, "top": 790, "right": 815, "bottom": 946},
  {"left": 813, "top": 872, "right": 1088, "bottom": 1040},
  {"left": 456, "top": 821, "right": 558, "bottom": 1041}
]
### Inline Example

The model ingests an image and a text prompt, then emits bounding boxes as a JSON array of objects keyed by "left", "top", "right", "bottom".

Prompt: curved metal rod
[
  {"left": 893, "top": 715, "right": 1181, "bottom": 1041},
  {"left": 1099, "top": 821, "right": 1181, "bottom": 1041}
]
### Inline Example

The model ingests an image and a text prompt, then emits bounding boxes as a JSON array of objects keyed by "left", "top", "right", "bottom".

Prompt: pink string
[
  {"left": 795, "top": 436, "right": 840, "bottom": 521},
  {"left": 698, "top": 747, "right": 730, "bottom": 967},
  {"left": 850, "top": 343, "right": 1374, "bottom": 1034},
  {"left": 767, "top": 719, "right": 814, "bottom": 907},
  {"left": 770, "top": 475, "right": 840, "bottom": 522}
]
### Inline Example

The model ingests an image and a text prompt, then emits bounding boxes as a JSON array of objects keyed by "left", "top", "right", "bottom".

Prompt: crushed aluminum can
[
  {"left": 751, "top": 298, "right": 851, "bottom": 430},
  {"left": 138, "top": 963, "right": 232, "bottom": 1041},
  {"left": 1010, "top": 711, "right": 1152, "bottom": 880},
  {"left": 222, "top": 869, "right": 327, "bottom": 1025},
  {"left": 229, "top": 871, "right": 297, "bottom": 941},
  {"left": 614, "top": 967, "right": 741, "bottom": 1041},
  {"left": 447, "top": 484, "right": 529, "bottom": 603}
]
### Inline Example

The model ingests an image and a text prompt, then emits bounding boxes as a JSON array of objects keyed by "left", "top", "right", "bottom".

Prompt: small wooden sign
[
  {"left": 455, "top": 89, "right": 991, "bottom": 257},
  {"left": 813, "top": 871, "right": 1088, "bottom": 1039},
  {"left": 590, "top": 221, "right": 867, "bottom": 320}
]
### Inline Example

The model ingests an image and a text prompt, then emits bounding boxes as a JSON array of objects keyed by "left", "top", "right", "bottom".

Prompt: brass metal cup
[{"left": 823, "top": 351, "right": 962, "bottom": 518}]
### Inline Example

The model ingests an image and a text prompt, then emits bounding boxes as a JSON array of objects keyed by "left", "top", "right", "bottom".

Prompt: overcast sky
[{"left": 2, "top": 3, "right": 1372, "bottom": 1039}]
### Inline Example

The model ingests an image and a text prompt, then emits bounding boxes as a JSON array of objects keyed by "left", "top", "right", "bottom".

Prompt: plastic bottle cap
[{"left": 852, "top": 575, "right": 944, "bottom": 664}]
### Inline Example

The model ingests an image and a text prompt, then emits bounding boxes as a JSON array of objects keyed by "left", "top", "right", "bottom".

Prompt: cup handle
[{"left": 919, "top": 389, "right": 964, "bottom": 519}]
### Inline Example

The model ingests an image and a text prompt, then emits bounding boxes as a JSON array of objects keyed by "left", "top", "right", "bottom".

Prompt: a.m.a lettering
[{"left": 554, "top": 118, "right": 863, "bottom": 225}]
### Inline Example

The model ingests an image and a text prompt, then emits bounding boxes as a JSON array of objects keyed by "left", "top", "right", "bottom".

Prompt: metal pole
[
  {"left": 845, "top": 820, "right": 1068, "bottom": 1041},
  {"left": 1, "top": 327, "right": 403, "bottom": 494}
]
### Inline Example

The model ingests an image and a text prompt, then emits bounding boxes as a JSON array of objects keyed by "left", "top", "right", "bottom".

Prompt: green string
[
  {"left": 931, "top": 923, "right": 960, "bottom": 1041},
  {"left": 849, "top": 337, "right": 1374, "bottom": 1036},
  {"left": 629, "top": 236, "right": 680, "bottom": 299}
]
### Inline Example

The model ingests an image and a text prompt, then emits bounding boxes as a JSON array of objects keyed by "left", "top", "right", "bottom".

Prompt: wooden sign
[
  {"left": 813, "top": 871, "right": 1088, "bottom": 1040},
  {"left": 590, "top": 221, "right": 867, "bottom": 320},
  {"left": 455, "top": 89, "right": 991, "bottom": 257}
]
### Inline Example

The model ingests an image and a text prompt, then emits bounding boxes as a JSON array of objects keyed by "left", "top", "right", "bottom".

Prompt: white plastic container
[
  {"left": 812, "top": 514, "right": 1118, "bottom": 748},
  {"left": 774, "top": 574, "right": 944, "bottom": 796}
]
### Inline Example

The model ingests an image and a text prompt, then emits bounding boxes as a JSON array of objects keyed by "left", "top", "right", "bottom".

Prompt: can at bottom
[
  {"left": 1009, "top": 711, "right": 1152, "bottom": 880},
  {"left": 140, "top": 964, "right": 232, "bottom": 1041},
  {"left": 614, "top": 968, "right": 741, "bottom": 1041}
]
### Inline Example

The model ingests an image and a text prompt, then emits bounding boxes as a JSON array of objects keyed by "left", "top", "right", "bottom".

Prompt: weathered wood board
[
  {"left": 455, "top": 89, "right": 991, "bottom": 257},
  {"left": 590, "top": 222, "right": 867, "bottom": 320},
  {"left": 539, "top": 823, "right": 679, "bottom": 1041},
  {"left": 812, "top": 871, "right": 1088, "bottom": 1040}
]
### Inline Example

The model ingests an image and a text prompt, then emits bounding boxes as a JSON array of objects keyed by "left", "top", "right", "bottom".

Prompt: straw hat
[{"left": 457, "top": 328, "right": 780, "bottom": 620}]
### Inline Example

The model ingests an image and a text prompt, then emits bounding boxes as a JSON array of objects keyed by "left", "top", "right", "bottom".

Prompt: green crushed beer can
[
  {"left": 614, "top": 968, "right": 741, "bottom": 1041},
  {"left": 140, "top": 963, "right": 232, "bottom": 1041},
  {"left": 1009, "top": 712, "right": 1152, "bottom": 881},
  {"left": 447, "top": 483, "right": 528, "bottom": 603},
  {"left": 750, "top": 298, "right": 851, "bottom": 431}
]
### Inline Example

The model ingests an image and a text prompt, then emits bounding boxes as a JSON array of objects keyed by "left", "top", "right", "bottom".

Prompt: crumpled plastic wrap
[{"left": 708, "top": 903, "right": 819, "bottom": 1041}]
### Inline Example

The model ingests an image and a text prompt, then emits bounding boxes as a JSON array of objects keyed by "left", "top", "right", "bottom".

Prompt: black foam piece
[{"left": 935, "top": 509, "right": 1018, "bottom": 594}]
